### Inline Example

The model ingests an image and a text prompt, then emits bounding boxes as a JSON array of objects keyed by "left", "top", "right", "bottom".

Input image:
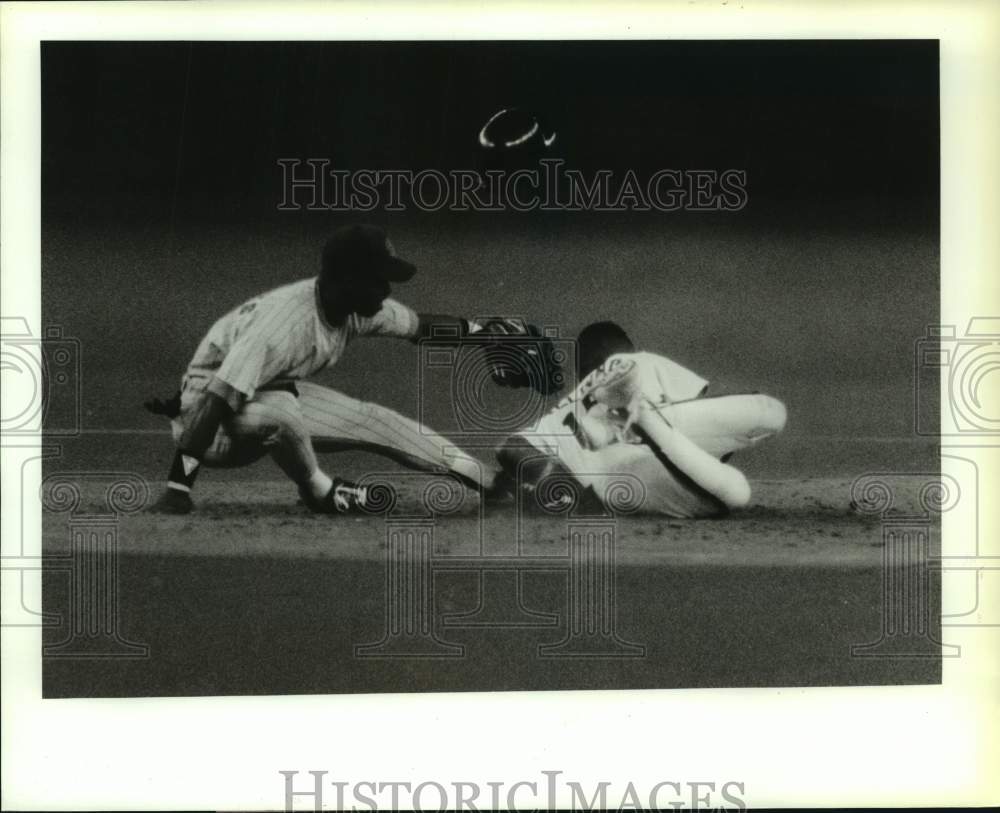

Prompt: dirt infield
[
  {"left": 37, "top": 198, "right": 941, "bottom": 696},
  {"left": 41, "top": 447, "right": 942, "bottom": 697}
]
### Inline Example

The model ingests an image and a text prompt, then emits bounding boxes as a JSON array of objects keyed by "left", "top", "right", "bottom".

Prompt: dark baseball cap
[{"left": 321, "top": 224, "right": 417, "bottom": 283}]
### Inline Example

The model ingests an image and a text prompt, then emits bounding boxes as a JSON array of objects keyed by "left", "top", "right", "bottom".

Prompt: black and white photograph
[
  {"left": 37, "top": 37, "right": 942, "bottom": 697},
  {"left": 2, "top": 2, "right": 998, "bottom": 811}
]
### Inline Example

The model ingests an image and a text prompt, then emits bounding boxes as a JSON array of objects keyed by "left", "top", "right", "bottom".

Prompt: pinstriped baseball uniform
[{"left": 171, "top": 277, "right": 489, "bottom": 488}]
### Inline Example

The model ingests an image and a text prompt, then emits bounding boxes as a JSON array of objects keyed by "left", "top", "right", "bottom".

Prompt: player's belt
[{"left": 258, "top": 380, "right": 300, "bottom": 397}]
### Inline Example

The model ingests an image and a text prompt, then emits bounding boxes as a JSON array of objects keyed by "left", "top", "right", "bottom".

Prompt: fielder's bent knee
[
  {"left": 237, "top": 393, "right": 309, "bottom": 445},
  {"left": 261, "top": 414, "right": 308, "bottom": 447}
]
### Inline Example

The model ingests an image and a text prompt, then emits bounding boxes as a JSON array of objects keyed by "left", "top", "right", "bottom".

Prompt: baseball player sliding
[
  {"left": 146, "top": 224, "right": 560, "bottom": 515},
  {"left": 495, "top": 321, "right": 787, "bottom": 518}
]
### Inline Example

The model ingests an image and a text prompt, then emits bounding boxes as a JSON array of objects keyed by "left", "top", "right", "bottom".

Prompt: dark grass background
[{"left": 38, "top": 41, "right": 940, "bottom": 696}]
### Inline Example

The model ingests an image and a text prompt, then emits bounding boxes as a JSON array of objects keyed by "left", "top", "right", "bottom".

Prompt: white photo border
[{"left": 2, "top": 1, "right": 998, "bottom": 809}]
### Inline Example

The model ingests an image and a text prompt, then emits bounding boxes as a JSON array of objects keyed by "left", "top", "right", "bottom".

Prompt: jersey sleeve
[
  {"left": 214, "top": 298, "right": 301, "bottom": 399},
  {"left": 353, "top": 298, "right": 420, "bottom": 339},
  {"left": 647, "top": 353, "right": 709, "bottom": 403},
  {"left": 562, "top": 351, "right": 710, "bottom": 419}
]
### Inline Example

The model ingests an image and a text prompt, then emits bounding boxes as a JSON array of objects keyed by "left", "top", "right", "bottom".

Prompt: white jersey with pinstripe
[
  {"left": 173, "top": 277, "right": 490, "bottom": 488},
  {"left": 185, "top": 277, "right": 418, "bottom": 397}
]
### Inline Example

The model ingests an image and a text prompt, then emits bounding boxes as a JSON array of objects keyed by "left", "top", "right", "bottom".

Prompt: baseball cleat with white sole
[{"left": 300, "top": 478, "right": 369, "bottom": 515}]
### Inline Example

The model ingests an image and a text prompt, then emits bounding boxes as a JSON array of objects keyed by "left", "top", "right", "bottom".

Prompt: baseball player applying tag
[
  {"left": 495, "top": 321, "right": 787, "bottom": 518},
  {"left": 145, "top": 224, "right": 563, "bottom": 515}
]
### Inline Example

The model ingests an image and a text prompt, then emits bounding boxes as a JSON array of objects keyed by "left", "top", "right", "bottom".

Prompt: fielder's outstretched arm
[{"left": 410, "top": 313, "right": 478, "bottom": 344}]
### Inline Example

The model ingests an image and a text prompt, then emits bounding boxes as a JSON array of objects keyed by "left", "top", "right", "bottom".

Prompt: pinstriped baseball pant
[{"left": 171, "top": 377, "right": 491, "bottom": 489}]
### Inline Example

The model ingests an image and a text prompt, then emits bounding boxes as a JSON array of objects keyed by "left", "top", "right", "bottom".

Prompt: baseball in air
[
  {"left": 476, "top": 108, "right": 557, "bottom": 172},
  {"left": 478, "top": 107, "right": 557, "bottom": 152}
]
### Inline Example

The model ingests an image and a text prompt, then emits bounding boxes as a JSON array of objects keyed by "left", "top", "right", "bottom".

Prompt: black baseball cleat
[{"left": 299, "top": 478, "right": 369, "bottom": 515}]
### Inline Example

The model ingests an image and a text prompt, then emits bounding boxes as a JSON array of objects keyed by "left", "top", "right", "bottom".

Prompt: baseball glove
[{"left": 476, "top": 317, "right": 564, "bottom": 395}]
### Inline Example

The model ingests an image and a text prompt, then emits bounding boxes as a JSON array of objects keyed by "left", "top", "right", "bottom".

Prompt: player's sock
[
  {"left": 306, "top": 469, "right": 334, "bottom": 500},
  {"left": 167, "top": 448, "right": 202, "bottom": 493}
]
